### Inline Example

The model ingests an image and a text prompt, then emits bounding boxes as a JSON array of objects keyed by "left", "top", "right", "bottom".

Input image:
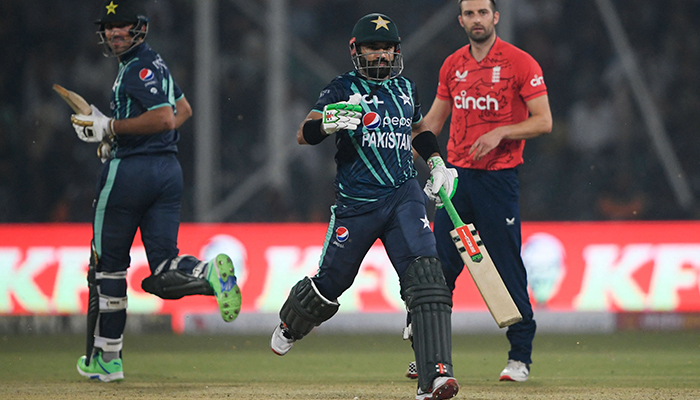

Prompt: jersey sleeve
[
  {"left": 435, "top": 54, "right": 454, "bottom": 101},
  {"left": 517, "top": 53, "right": 547, "bottom": 102},
  {"left": 311, "top": 77, "right": 347, "bottom": 113},
  {"left": 411, "top": 81, "right": 423, "bottom": 124},
  {"left": 122, "top": 63, "right": 173, "bottom": 111},
  {"left": 173, "top": 81, "right": 184, "bottom": 102}
]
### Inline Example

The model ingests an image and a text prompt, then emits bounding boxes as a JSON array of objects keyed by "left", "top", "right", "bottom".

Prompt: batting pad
[{"left": 401, "top": 257, "right": 454, "bottom": 392}]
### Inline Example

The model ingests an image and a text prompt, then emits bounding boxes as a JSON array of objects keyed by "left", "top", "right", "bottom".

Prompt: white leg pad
[{"left": 99, "top": 294, "right": 128, "bottom": 312}]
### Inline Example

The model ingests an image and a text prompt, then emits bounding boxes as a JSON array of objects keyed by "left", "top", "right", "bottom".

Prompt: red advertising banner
[{"left": 1, "top": 222, "right": 699, "bottom": 332}]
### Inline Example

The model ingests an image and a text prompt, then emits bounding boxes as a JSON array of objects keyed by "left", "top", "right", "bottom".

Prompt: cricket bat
[
  {"left": 84, "top": 240, "right": 100, "bottom": 366},
  {"left": 54, "top": 84, "right": 113, "bottom": 162},
  {"left": 438, "top": 188, "right": 522, "bottom": 328},
  {"left": 52, "top": 84, "right": 92, "bottom": 115}
]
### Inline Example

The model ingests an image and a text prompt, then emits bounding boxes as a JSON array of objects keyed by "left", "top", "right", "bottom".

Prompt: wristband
[
  {"left": 109, "top": 118, "right": 116, "bottom": 138},
  {"left": 302, "top": 118, "right": 328, "bottom": 145},
  {"left": 412, "top": 130, "right": 441, "bottom": 161}
]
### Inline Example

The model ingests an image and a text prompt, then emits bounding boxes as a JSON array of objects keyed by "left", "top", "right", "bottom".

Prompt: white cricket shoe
[
  {"left": 499, "top": 359, "right": 530, "bottom": 382},
  {"left": 406, "top": 361, "right": 418, "bottom": 379},
  {"left": 416, "top": 376, "right": 459, "bottom": 400},
  {"left": 270, "top": 322, "right": 295, "bottom": 356}
]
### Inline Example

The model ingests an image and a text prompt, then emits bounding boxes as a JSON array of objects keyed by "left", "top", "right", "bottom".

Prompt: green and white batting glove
[
  {"left": 322, "top": 93, "right": 363, "bottom": 135},
  {"left": 71, "top": 105, "right": 114, "bottom": 143},
  {"left": 424, "top": 156, "right": 458, "bottom": 208}
]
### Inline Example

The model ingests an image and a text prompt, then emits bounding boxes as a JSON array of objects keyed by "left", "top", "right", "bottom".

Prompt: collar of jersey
[{"left": 119, "top": 42, "right": 147, "bottom": 64}]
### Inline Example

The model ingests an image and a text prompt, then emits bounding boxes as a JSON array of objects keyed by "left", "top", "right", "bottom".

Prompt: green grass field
[{"left": 1, "top": 332, "right": 699, "bottom": 399}]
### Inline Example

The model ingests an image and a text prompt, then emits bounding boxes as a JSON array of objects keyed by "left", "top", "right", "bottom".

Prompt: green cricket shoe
[
  {"left": 76, "top": 353, "right": 124, "bottom": 382},
  {"left": 206, "top": 253, "right": 241, "bottom": 322}
]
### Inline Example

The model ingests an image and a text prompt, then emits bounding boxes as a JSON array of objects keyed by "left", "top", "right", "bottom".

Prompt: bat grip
[{"left": 438, "top": 187, "right": 465, "bottom": 228}]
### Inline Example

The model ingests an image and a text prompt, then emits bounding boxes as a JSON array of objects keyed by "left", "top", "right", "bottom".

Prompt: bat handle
[{"left": 438, "top": 187, "right": 465, "bottom": 228}]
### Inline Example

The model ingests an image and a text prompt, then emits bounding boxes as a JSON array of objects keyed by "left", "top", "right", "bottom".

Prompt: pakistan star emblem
[
  {"left": 371, "top": 16, "right": 391, "bottom": 31},
  {"left": 106, "top": 1, "right": 119, "bottom": 14}
]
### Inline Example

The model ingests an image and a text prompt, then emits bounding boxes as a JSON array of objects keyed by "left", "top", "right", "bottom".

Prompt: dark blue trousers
[
  {"left": 313, "top": 179, "right": 438, "bottom": 300},
  {"left": 434, "top": 167, "right": 536, "bottom": 364},
  {"left": 93, "top": 153, "right": 184, "bottom": 340}
]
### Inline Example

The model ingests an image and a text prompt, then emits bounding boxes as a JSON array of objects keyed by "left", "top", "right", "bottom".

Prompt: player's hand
[
  {"left": 469, "top": 128, "right": 504, "bottom": 161},
  {"left": 97, "top": 140, "right": 112, "bottom": 163},
  {"left": 71, "top": 105, "right": 114, "bottom": 143},
  {"left": 322, "top": 94, "right": 363, "bottom": 135},
  {"left": 424, "top": 156, "right": 458, "bottom": 208}
]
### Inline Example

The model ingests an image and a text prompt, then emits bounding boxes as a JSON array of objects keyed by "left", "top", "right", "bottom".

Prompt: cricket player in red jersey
[{"left": 421, "top": 0, "right": 553, "bottom": 382}]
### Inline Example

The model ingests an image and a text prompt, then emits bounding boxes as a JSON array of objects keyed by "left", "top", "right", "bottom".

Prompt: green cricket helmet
[
  {"left": 95, "top": 0, "right": 149, "bottom": 57},
  {"left": 349, "top": 13, "right": 404, "bottom": 81}
]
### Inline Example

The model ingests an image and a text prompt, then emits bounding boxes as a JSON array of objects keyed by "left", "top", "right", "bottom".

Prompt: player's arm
[
  {"left": 412, "top": 118, "right": 457, "bottom": 207},
  {"left": 422, "top": 96, "right": 453, "bottom": 137},
  {"left": 470, "top": 94, "right": 552, "bottom": 161},
  {"left": 296, "top": 111, "right": 323, "bottom": 145},
  {"left": 297, "top": 94, "right": 363, "bottom": 146},
  {"left": 112, "top": 105, "right": 176, "bottom": 136},
  {"left": 174, "top": 96, "right": 192, "bottom": 129}
]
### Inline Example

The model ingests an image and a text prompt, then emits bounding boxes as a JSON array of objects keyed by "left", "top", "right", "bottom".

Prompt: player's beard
[
  {"left": 467, "top": 23, "right": 495, "bottom": 43},
  {"left": 360, "top": 55, "right": 392, "bottom": 80}
]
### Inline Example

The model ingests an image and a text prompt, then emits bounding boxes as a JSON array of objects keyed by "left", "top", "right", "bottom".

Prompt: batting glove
[
  {"left": 322, "top": 93, "right": 363, "bottom": 135},
  {"left": 97, "top": 140, "right": 113, "bottom": 163},
  {"left": 71, "top": 105, "right": 114, "bottom": 143},
  {"left": 424, "top": 156, "right": 458, "bottom": 208}
]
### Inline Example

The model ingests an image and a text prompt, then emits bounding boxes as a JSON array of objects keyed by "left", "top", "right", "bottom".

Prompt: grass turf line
[{"left": 0, "top": 332, "right": 698, "bottom": 399}]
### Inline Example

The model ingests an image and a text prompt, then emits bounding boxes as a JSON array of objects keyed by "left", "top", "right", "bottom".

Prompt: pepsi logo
[
  {"left": 139, "top": 68, "right": 154, "bottom": 81},
  {"left": 363, "top": 112, "right": 381, "bottom": 130},
  {"left": 336, "top": 226, "right": 349, "bottom": 243}
]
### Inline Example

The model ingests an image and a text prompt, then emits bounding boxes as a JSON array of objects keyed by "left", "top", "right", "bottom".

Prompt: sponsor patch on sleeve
[{"left": 139, "top": 68, "right": 154, "bottom": 81}]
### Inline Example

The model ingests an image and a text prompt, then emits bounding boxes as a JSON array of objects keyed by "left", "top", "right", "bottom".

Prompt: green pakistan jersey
[{"left": 312, "top": 71, "right": 423, "bottom": 207}]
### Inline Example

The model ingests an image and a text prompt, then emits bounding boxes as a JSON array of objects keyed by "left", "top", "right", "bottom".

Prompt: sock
[{"left": 102, "top": 351, "right": 120, "bottom": 362}]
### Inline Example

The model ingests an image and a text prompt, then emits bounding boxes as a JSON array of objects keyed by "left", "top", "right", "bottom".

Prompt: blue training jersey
[
  {"left": 110, "top": 42, "right": 183, "bottom": 158},
  {"left": 312, "top": 71, "right": 423, "bottom": 207}
]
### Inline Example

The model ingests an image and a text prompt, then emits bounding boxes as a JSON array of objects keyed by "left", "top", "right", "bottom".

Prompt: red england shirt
[{"left": 436, "top": 37, "right": 547, "bottom": 170}]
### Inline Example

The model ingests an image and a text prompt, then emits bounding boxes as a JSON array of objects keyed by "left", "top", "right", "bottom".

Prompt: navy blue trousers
[
  {"left": 313, "top": 179, "right": 438, "bottom": 300},
  {"left": 92, "top": 153, "right": 184, "bottom": 340},
  {"left": 434, "top": 167, "right": 536, "bottom": 364}
]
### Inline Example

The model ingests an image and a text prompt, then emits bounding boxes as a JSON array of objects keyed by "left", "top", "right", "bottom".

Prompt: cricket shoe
[
  {"left": 406, "top": 361, "right": 418, "bottom": 379},
  {"left": 77, "top": 353, "right": 124, "bottom": 382},
  {"left": 206, "top": 254, "right": 241, "bottom": 322},
  {"left": 416, "top": 376, "right": 459, "bottom": 400},
  {"left": 499, "top": 359, "right": 530, "bottom": 382},
  {"left": 270, "top": 322, "right": 296, "bottom": 356}
]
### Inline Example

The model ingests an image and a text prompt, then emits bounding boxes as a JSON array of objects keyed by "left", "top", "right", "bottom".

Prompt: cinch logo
[
  {"left": 530, "top": 74, "right": 545, "bottom": 87},
  {"left": 139, "top": 68, "right": 154, "bottom": 81},
  {"left": 363, "top": 112, "right": 381, "bottom": 129},
  {"left": 336, "top": 227, "right": 349, "bottom": 243},
  {"left": 454, "top": 90, "right": 499, "bottom": 111}
]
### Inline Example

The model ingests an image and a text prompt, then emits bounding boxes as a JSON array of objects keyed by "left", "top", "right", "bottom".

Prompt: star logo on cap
[
  {"left": 106, "top": 1, "right": 119, "bottom": 14},
  {"left": 371, "top": 16, "right": 391, "bottom": 31}
]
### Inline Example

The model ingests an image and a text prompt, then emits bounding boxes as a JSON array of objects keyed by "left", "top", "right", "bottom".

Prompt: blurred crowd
[{"left": 1, "top": 0, "right": 698, "bottom": 223}]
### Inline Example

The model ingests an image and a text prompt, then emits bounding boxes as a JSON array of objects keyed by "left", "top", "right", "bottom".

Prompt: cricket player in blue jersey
[
  {"left": 70, "top": 0, "right": 241, "bottom": 382},
  {"left": 269, "top": 13, "right": 459, "bottom": 400}
]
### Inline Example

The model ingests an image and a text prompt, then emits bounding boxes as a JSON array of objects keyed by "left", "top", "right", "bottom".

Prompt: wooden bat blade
[
  {"left": 437, "top": 187, "right": 521, "bottom": 328},
  {"left": 53, "top": 84, "right": 92, "bottom": 115},
  {"left": 450, "top": 225, "right": 522, "bottom": 328}
]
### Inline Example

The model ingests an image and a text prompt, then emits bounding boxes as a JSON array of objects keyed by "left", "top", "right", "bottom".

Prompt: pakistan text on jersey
[{"left": 361, "top": 131, "right": 411, "bottom": 150}]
